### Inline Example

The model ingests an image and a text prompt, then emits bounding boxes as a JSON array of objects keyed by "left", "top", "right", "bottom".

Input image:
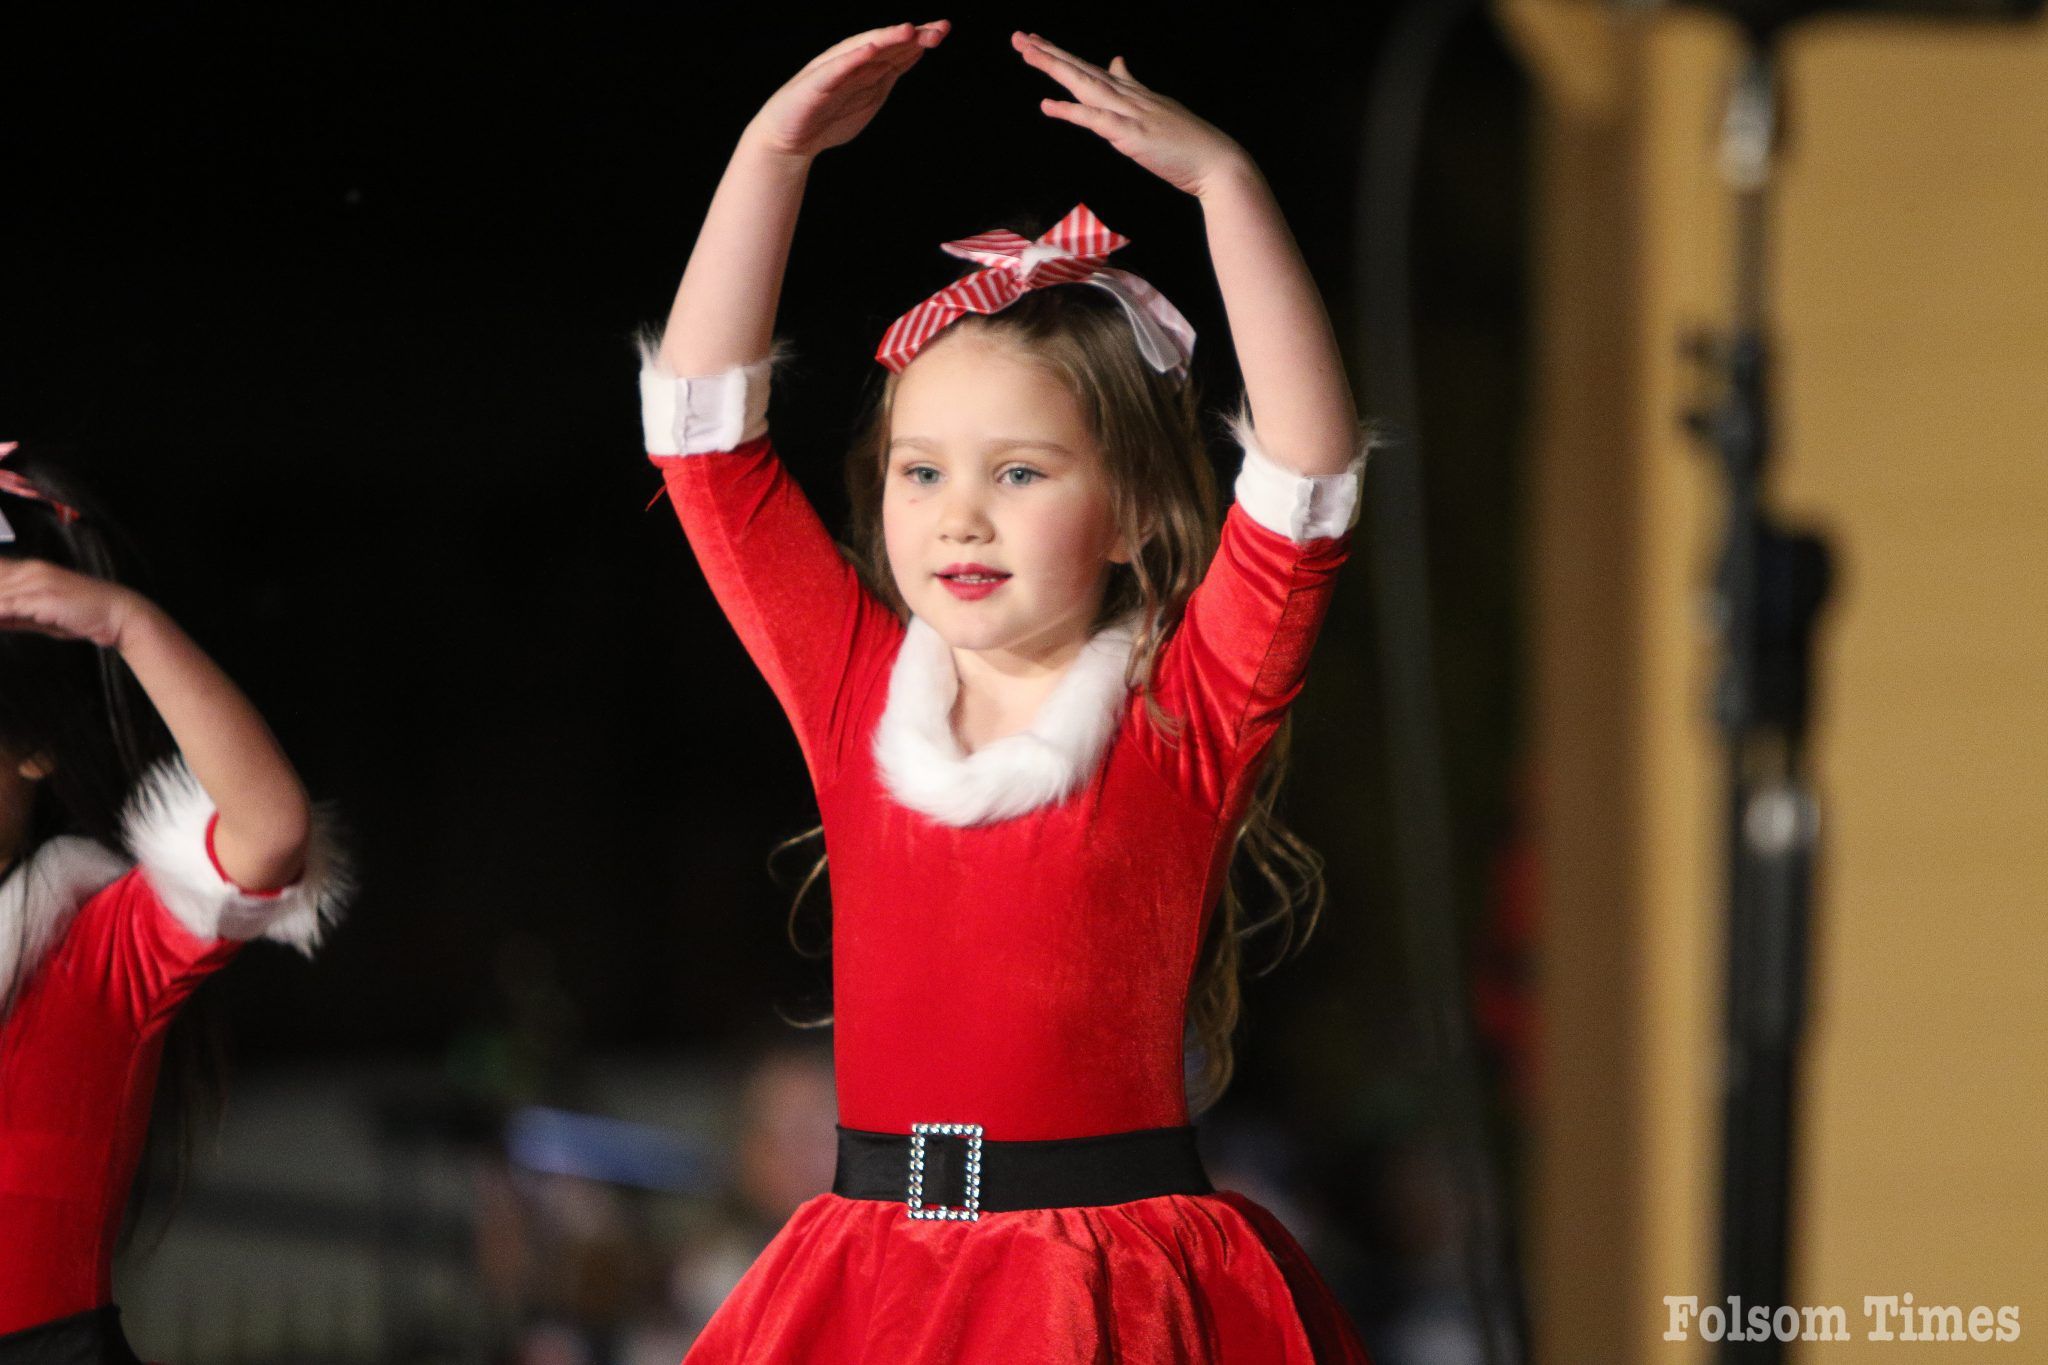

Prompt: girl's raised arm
[
  {"left": 0, "top": 559, "right": 309, "bottom": 891},
  {"left": 657, "top": 21, "right": 949, "bottom": 374},
  {"left": 1014, "top": 33, "right": 1370, "bottom": 818},
  {"left": 641, "top": 23, "right": 947, "bottom": 791},
  {"left": 1013, "top": 31, "right": 1362, "bottom": 476}
]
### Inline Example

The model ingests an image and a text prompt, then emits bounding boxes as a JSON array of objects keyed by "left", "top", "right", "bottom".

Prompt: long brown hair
[{"left": 774, "top": 283, "right": 1328, "bottom": 1114}]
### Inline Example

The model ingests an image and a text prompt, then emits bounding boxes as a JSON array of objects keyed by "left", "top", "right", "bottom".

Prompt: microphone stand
[{"left": 1681, "top": 30, "right": 1835, "bottom": 1361}]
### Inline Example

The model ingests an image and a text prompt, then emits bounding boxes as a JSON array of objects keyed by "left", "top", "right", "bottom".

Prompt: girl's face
[
  {"left": 883, "top": 332, "right": 1131, "bottom": 661},
  {"left": 0, "top": 747, "right": 47, "bottom": 864}
]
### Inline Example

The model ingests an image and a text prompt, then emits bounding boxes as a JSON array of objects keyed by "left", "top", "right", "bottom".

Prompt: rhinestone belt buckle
[{"left": 906, "top": 1121, "right": 983, "bottom": 1221}]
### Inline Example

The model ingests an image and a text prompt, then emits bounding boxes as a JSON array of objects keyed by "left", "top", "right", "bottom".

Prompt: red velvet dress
[
  {"left": 0, "top": 760, "right": 347, "bottom": 1348},
  {"left": 644, "top": 357, "right": 1373, "bottom": 1363}
]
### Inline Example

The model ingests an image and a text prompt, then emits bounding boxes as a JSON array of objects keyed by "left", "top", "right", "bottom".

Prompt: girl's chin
[
  {"left": 922, "top": 611, "right": 1013, "bottom": 651},
  {"left": 921, "top": 606, "right": 1096, "bottom": 660}
]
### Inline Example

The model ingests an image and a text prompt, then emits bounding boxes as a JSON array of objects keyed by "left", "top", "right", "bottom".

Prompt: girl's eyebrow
[{"left": 888, "top": 436, "right": 1076, "bottom": 457}]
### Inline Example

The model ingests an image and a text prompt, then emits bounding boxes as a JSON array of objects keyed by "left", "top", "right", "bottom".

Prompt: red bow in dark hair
[{"left": 0, "top": 441, "right": 84, "bottom": 543}]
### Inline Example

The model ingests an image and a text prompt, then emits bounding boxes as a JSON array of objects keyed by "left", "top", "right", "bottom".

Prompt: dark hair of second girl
[{"left": 0, "top": 442, "right": 225, "bottom": 1251}]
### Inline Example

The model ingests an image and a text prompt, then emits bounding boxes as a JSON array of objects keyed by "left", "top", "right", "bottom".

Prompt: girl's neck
[
  {"left": 947, "top": 626, "right": 1093, "bottom": 753},
  {"left": 0, "top": 771, "right": 35, "bottom": 873}
]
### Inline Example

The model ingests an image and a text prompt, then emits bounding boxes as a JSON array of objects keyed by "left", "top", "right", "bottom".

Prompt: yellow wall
[{"left": 1501, "top": 3, "right": 2048, "bottom": 1358}]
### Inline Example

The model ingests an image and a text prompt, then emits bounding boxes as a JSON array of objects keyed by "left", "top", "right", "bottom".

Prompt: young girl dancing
[
  {"left": 0, "top": 443, "right": 351, "bottom": 1364},
  {"left": 640, "top": 20, "right": 1373, "bottom": 1362}
]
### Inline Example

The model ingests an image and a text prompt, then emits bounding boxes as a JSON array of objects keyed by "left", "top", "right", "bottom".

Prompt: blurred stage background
[{"left": 1, "top": 2, "right": 2042, "bottom": 1362}]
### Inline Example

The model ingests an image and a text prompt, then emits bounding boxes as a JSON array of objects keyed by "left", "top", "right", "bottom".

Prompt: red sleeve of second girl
[
  {"left": 78, "top": 756, "right": 355, "bottom": 1025},
  {"left": 63, "top": 867, "right": 244, "bottom": 1030}
]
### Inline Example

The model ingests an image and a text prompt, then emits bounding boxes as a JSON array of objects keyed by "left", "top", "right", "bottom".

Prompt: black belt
[
  {"left": 833, "top": 1123, "right": 1212, "bottom": 1219},
  {"left": 0, "top": 1308, "right": 143, "bottom": 1365}
]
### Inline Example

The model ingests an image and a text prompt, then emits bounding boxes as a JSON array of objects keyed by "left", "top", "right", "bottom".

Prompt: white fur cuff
[
  {"left": 1227, "top": 408, "right": 1370, "bottom": 544},
  {"left": 122, "top": 758, "right": 353, "bottom": 956},
  {"left": 637, "top": 341, "right": 774, "bottom": 456}
]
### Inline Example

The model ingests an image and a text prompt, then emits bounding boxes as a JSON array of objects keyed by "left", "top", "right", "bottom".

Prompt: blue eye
[
  {"left": 1000, "top": 466, "right": 1043, "bottom": 487},
  {"left": 903, "top": 465, "right": 940, "bottom": 487}
]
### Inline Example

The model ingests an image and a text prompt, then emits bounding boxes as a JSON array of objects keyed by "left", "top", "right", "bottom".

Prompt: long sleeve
[
  {"left": 1138, "top": 412, "right": 1370, "bottom": 821},
  {"left": 641, "top": 353, "right": 904, "bottom": 791}
]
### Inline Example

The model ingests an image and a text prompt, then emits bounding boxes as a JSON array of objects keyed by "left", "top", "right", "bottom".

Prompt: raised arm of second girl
[
  {"left": 0, "top": 558, "right": 313, "bottom": 893},
  {"left": 641, "top": 21, "right": 948, "bottom": 790}
]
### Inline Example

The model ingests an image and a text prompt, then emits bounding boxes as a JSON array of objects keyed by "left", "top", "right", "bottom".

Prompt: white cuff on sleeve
[
  {"left": 638, "top": 348, "right": 774, "bottom": 456},
  {"left": 1226, "top": 408, "right": 1370, "bottom": 543},
  {"left": 123, "top": 757, "right": 354, "bottom": 956}
]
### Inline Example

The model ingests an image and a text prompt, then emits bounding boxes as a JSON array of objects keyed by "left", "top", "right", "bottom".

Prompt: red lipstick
[{"left": 936, "top": 562, "right": 1010, "bottom": 600}]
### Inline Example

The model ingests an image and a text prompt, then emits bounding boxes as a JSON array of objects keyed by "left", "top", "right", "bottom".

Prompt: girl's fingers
[
  {"left": 809, "top": 41, "right": 878, "bottom": 92},
  {"left": 814, "top": 27, "right": 932, "bottom": 94},
  {"left": 1039, "top": 98, "right": 1134, "bottom": 138},
  {"left": 1017, "top": 48, "right": 1116, "bottom": 105},
  {"left": 0, "top": 602, "right": 62, "bottom": 632},
  {"left": 813, "top": 21, "right": 917, "bottom": 66},
  {"left": 1014, "top": 33, "right": 1132, "bottom": 109},
  {"left": 803, "top": 19, "right": 938, "bottom": 79},
  {"left": 806, "top": 39, "right": 897, "bottom": 84},
  {"left": 840, "top": 18, "right": 944, "bottom": 58},
  {"left": 813, "top": 41, "right": 915, "bottom": 96},
  {"left": 824, "top": 51, "right": 920, "bottom": 104},
  {"left": 1018, "top": 31, "right": 1114, "bottom": 83}
]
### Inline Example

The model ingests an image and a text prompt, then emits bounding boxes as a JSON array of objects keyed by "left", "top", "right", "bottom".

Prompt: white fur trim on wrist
[
  {"left": 1226, "top": 406, "right": 1371, "bottom": 543},
  {"left": 122, "top": 757, "right": 353, "bottom": 956},
  {"left": 635, "top": 335, "right": 791, "bottom": 456}
]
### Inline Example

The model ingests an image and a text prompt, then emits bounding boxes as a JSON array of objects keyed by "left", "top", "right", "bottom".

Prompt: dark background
[{"left": 3, "top": 2, "right": 1530, "bottom": 1328}]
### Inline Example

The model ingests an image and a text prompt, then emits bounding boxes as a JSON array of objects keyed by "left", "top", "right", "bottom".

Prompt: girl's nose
[{"left": 937, "top": 488, "right": 993, "bottom": 542}]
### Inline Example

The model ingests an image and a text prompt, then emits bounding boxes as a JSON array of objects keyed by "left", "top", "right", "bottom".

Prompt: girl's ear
[{"left": 17, "top": 753, "right": 55, "bottom": 781}]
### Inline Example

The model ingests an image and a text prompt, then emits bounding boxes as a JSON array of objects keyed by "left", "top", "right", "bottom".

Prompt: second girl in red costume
[
  {"left": 640, "top": 21, "right": 1375, "bottom": 1362},
  {"left": 0, "top": 443, "right": 350, "bottom": 1364}
]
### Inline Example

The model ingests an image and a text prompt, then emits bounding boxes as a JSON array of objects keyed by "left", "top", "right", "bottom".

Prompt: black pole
[
  {"left": 1657, "top": 0, "right": 2032, "bottom": 1349},
  {"left": 1683, "top": 33, "right": 1835, "bottom": 1360}
]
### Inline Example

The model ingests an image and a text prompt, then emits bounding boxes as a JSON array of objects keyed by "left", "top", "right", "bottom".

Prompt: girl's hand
[
  {"left": 744, "top": 20, "right": 950, "bottom": 161},
  {"left": 0, "top": 558, "right": 141, "bottom": 649},
  {"left": 1012, "top": 31, "right": 1249, "bottom": 199}
]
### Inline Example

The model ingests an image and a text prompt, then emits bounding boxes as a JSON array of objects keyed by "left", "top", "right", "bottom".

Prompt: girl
[
  {"left": 639, "top": 20, "right": 1373, "bottom": 1363},
  {"left": 0, "top": 442, "right": 350, "bottom": 1364}
]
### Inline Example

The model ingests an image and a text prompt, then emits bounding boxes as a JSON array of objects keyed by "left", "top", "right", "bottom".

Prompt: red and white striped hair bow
[
  {"left": 875, "top": 203, "right": 1196, "bottom": 378},
  {"left": 0, "top": 442, "right": 82, "bottom": 544}
]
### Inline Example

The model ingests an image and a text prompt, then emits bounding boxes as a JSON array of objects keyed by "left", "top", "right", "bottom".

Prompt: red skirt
[{"left": 682, "top": 1189, "right": 1374, "bottom": 1363}]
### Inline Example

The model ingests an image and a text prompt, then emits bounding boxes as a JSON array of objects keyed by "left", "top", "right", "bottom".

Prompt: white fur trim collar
[
  {"left": 0, "top": 836, "right": 128, "bottom": 1017},
  {"left": 123, "top": 757, "right": 353, "bottom": 955},
  {"left": 872, "top": 613, "right": 1142, "bottom": 827}
]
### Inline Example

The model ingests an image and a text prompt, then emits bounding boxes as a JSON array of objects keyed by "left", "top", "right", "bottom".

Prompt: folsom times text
[{"left": 1664, "top": 1294, "right": 2021, "bottom": 1343}]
